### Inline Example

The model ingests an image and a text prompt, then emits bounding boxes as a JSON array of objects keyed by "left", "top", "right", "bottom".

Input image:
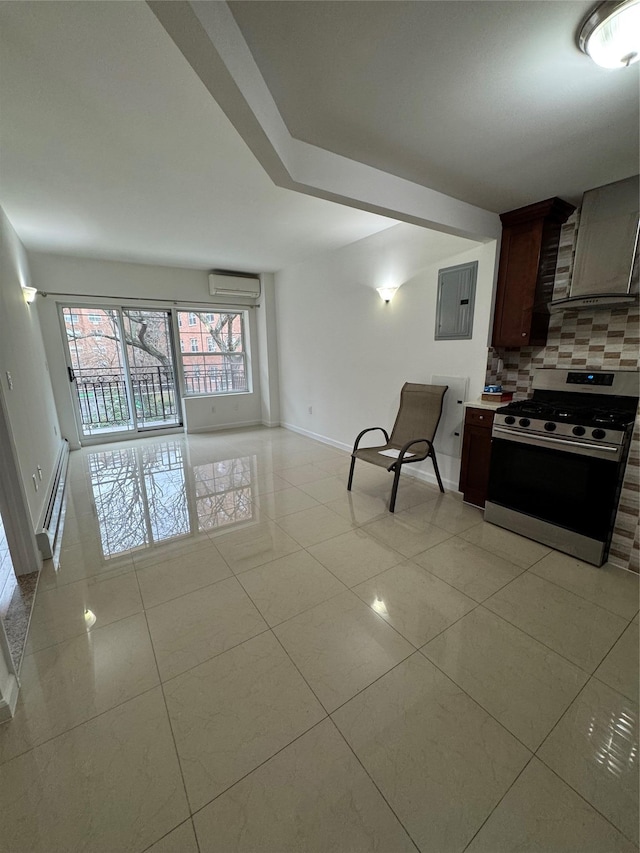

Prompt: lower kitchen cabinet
[{"left": 459, "top": 407, "right": 495, "bottom": 508}]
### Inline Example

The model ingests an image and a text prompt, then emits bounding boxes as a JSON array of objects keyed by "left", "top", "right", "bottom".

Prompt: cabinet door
[
  {"left": 459, "top": 409, "right": 494, "bottom": 508},
  {"left": 492, "top": 221, "right": 543, "bottom": 347}
]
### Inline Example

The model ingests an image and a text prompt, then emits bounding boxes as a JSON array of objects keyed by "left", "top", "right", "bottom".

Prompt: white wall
[
  {"left": 29, "top": 253, "right": 270, "bottom": 444},
  {"left": 0, "top": 210, "right": 62, "bottom": 526},
  {"left": 275, "top": 223, "right": 499, "bottom": 489}
]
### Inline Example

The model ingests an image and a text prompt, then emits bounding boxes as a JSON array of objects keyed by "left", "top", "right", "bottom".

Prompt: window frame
[{"left": 175, "top": 309, "right": 251, "bottom": 398}]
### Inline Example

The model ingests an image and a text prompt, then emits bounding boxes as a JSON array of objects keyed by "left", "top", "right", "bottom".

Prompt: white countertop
[{"left": 463, "top": 399, "right": 507, "bottom": 412}]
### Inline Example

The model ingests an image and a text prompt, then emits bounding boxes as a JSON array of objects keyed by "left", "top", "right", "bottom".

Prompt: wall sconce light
[
  {"left": 376, "top": 286, "right": 399, "bottom": 303},
  {"left": 578, "top": 0, "right": 640, "bottom": 68},
  {"left": 22, "top": 286, "right": 38, "bottom": 304}
]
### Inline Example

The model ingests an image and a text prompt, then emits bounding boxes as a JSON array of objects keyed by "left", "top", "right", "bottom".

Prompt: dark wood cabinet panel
[
  {"left": 492, "top": 197, "right": 575, "bottom": 348},
  {"left": 459, "top": 407, "right": 495, "bottom": 508}
]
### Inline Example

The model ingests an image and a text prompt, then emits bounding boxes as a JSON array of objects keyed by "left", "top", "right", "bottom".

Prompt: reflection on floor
[{"left": 0, "top": 428, "right": 638, "bottom": 853}]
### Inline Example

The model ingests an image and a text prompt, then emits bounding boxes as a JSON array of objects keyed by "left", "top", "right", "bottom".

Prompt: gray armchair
[{"left": 347, "top": 382, "right": 448, "bottom": 512}]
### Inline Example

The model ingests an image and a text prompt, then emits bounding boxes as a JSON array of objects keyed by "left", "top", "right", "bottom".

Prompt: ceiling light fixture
[
  {"left": 376, "top": 286, "right": 399, "bottom": 304},
  {"left": 578, "top": 0, "right": 640, "bottom": 68}
]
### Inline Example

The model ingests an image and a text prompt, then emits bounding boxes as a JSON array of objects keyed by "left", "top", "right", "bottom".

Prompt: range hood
[{"left": 549, "top": 175, "right": 639, "bottom": 312}]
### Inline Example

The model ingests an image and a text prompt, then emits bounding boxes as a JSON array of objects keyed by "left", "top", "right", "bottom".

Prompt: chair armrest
[
  {"left": 395, "top": 438, "right": 433, "bottom": 463},
  {"left": 352, "top": 426, "right": 390, "bottom": 453}
]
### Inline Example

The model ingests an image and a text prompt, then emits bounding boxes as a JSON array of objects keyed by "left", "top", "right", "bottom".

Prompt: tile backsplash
[{"left": 485, "top": 212, "right": 640, "bottom": 574}]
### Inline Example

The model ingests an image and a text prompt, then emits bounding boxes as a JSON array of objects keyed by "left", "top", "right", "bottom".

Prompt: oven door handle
[{"left": 492, "top": 426, "right": 620, "bottom": 454}]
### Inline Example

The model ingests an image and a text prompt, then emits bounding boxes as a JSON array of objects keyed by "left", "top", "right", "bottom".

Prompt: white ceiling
[
  {"left": 0, "top": 1, "right": 638, "bottom": 272},
  {"left": 0, "top": 1, "right": 401, "bottom": 272},
  {"left": 230, "top": 0, "right": 639, "bottom": 213}
]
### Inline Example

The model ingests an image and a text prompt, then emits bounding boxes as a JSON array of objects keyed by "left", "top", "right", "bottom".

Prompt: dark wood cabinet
[
  {"left": 459, "top": 407, "right": 495, "bottom": 508},
  {"left": 492, "top": 197, "right": 575, "bottom": 348}
]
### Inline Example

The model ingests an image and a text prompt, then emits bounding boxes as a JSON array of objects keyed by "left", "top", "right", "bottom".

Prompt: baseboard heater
[{"left": 36, "top": 439, "right": 70, "bottom": 560}]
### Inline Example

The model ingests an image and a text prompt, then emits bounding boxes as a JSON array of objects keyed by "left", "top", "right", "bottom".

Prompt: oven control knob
[
  {"left": 504, "top": 416, "right": 516, "bottom": 425},
  {"left": 592, "top": 428, "right": 606, "bottom": 440},
  {"left": 519, "top": 418, "right": 530, "bottom": 427},
  {"left": 572, "top": 426, "right": 586, "bottom": 437},
  {"left": 544, "top": 422, "right": 556, "bottom": 432}
]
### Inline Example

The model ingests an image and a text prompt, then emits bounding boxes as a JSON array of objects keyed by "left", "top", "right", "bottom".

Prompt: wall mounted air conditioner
[{"left": 208, "top": 270, "right": 261, "bottom": 299}]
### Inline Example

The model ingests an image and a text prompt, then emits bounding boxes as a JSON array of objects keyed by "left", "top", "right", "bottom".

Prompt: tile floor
[{"left": 0, "top": 427, "right": 638, "bottom": 852}]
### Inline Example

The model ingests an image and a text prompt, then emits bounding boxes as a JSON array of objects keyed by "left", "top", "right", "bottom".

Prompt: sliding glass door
[{"left": 62, "top": 307, "right": 181, "bottom": 438}]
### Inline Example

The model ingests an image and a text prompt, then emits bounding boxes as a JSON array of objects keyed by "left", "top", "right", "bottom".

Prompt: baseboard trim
[
  {"left": 281, "top": 422, "right": 351, "bottom": 452},
  {"left": 36, "top": 438, "right": 69, "bottom": 560},
  {"left": 281, "top": 421, "right": 458, "bottom": 492},
  {"left": 186, "top": 419, "right": 263, "bottom": 434}
]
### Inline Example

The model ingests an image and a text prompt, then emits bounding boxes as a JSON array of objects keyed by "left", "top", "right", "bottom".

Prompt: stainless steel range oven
[{"left": 485, "top": 369, "right": 638, "bottom": 566}]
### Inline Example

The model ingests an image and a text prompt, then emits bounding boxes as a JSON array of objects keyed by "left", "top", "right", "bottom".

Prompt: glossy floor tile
[
  {"left": 307, "top": 527, "right": 402, "bottom": 587},
  {"left": 460, "top": 519, "right": 552, "bottom": 569},
  {"left": 413, "top": 536, "right": 526, "bottom": 602},
  {"left": 274, "top": 590, "right": 413, "bottom": 712},
  {"left": 236, "top": 549, "right": 346, "bottom": 626},
  {"left": 212, "top": 519, "right": 301, "bottom": 573},
  {"left": 530, "top": 550, "right": 640, "bottom": 620},
  {"left": 353, "top": 560, "right": 477, "bottom": 646},
  {"left": 253, "top": 485, "right": 320, "bottom": 519},
  {"left": 422, "top": 607, "right": 588, "bottom": 749},
  {"left": 362, "top": 511, "right": 452, "bottom": 558},
  {"left": 594, "top": 621, "right": 639, "bottom": 703},
  {"left": 135, "top": 541, "right": 232, "bottom": 609},
  {"left": 484, "top": 571, "right": 629, "bottom": 672},
  {"left": 0, "top": 689, "right": 188, "bottom": 853},
  {"left": 144, "top": 820, "right": 199, "bottom": 853},
  {"left": 276, "top": 503, "right": 355, "bottom": 547},
  {"left": 333, "top": 653, "right": 530, "bottom": 852},
  {"left": 0, "top": 613, "right": 158, "bottom": 764},
  {"left": 164, "top": 632, "right": 325, "bottom": 811},
  {"left": 407, "top": 492, "right": 484, "bottom": 534},
  {"left": 26, "top": 570, "right": 143, "bottom": 653},
  {"left": 193, "top": 719, "right": 416, "bottom": 853},
  {"left": 146, "top": 576, "right": 268, "bottom": 681},
  {"left": 466, "top": 757, "right": 637, "bottom": 853},
  {"left": 538, "top": 678, "right": 639, "bottom": 844},
  {"left": 2, "top": 428, "right": 638, "bottom": 853}
]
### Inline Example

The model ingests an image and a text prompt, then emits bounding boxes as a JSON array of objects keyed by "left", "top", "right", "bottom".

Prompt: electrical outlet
[
  {"left": 32, "top": 474, "right": 38, "bottom": 492},
  {"left": 308, "top": 406, "right": 313, "bottom": 415},
  {"left": 5, "top": 371, "right": 13, "bottom": 390}
]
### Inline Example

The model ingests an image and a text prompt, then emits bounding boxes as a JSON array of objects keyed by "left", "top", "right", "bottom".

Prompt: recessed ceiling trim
[{"left": 148, "top": 1, "right": 499, "bottom": 242}]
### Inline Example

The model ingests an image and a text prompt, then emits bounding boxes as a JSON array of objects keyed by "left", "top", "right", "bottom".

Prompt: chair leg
[
  {"left": 389, "top": 465, "right": 402, "bottom": 512},
  {"left": 347, "top": 456, "right": 356, "bottom": 491},
  {"left": 430, "top": 449, "right": 445, "bottom": 493}
]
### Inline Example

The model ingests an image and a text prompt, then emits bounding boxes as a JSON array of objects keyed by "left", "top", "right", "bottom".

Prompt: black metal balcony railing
[
  {"left": 73, "top": 363, "right": 247, "bottom": 430},
  {"left": 183, "top": 364, "right": 247, "bottom": 395},
  {"left": 75, "top": 367, "right": 177, "bottom": 429}
]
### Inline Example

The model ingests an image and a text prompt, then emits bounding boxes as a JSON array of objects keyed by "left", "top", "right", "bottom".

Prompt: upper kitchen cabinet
[{"left": 492, "top": 197, "right": 576, "bottom": 347}]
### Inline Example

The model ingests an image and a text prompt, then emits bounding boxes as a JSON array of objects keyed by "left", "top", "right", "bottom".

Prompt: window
[
  {"left": 180, "top": 339, "right": 184, "bottom": 352},
  {"left": 88, "top": 313, "right": 102, "bottom": 324},
  {"left": 176, "top": 311, "right": 248, "bottom": 396},
  {"left": 65, "top": 313, "right": 80, "bottom": 324},
  {"left": 178, "top": 315, "right": 182, "bottom": 327}
]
